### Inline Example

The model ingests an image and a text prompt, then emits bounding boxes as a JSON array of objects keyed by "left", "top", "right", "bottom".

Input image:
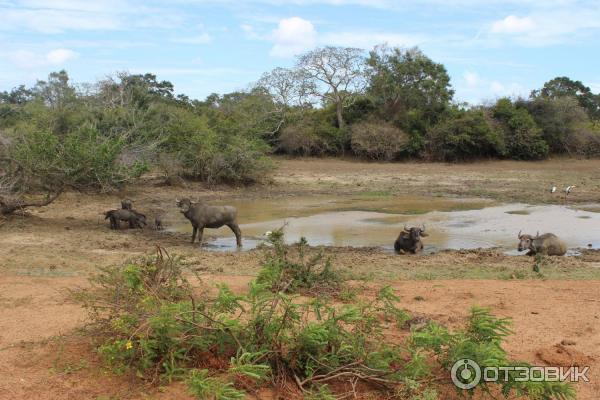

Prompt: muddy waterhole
[{"left": 165, "top": 195, "right": 600, "bottom": 253}]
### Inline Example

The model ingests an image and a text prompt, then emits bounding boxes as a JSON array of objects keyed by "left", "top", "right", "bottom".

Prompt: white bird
[
  {"left": 265, "top": 231, "right": 272, "bottom": 237},
  {"left": 563, "top": 185, "right": 576, "bottom": 204},
  {"left": 550, "top": 186, "right": 557, "bottom": 193}
]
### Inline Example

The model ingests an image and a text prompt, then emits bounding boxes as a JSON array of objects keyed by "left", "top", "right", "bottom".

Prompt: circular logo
[{"left": 451, "top": 359, "right": 481, "bottom": 390}]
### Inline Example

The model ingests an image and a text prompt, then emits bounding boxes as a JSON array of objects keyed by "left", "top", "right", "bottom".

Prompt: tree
[
  {"left": 532, "top": 76, "right": 600, "bottom": 120},
  {"left": 426, "top": 109, "right": 504, "bottom": 161},
  {"left": 32, "top": 70, "right": 76, "bottom": 110},
  {"left": 96, "top": 72, "right": 175, "bottom": 109},
  {"left": 0, "top": 85, "right": 34, "bottom": 105},
  {"left": 367, "top": 45, "right": 453, "bottom": 127},
  {"left": 493, "top": 98, "right": 548, "bottom": 160},
  {"left": 257, "top": 67, "right": 312, "bottom": 109},
  {"left": 522, "top": 96, "right": 592, "bottom": 154},
  {"left": 296, "top": 46, "right": 366, "bottom": 129}
]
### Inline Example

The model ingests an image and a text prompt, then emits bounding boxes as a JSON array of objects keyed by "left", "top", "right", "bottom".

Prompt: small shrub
[
  {"left": 278, "top": 111, "right": 345, "bottom": 156},
  {"left": 412, "top": 307, "right": 575, "bottom": 399},
  {"left": 256, "top": 230, "right": 343, "bottom": 296},
  {"left": 350, "top": 121, "right": 408, "bottom": 160},
  {"left": 278, "top": 122, "right": 330, "bottom": 155}
]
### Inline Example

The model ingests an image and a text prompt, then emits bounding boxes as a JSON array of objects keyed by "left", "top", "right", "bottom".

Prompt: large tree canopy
[
  {"left": 532, "top": 76, "right": 600, "bottom": 120},
  {"left": 296, "top": 46, "right": 366, "bottom": 129},
  {"left": 367, "top": 45, "right": 454, "bottom": 126}
]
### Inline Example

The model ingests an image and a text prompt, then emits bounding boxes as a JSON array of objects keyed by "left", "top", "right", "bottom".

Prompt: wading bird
[
  {"left": 550, "top": 186, "right": 557, "bottom": 193},
  {"left": 564, "top": 185, "right": 576, "bottom": 203}
]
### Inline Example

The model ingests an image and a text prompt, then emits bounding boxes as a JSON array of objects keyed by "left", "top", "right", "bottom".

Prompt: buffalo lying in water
[
  {"left": 176, "top": 198, "right": 242, "bottom": 247},
  {"left": 517, "top": 231, "right": 567, "bottom": 256},
  {"left": 394, "top": 225, "right": 428, "bottom": 254}
]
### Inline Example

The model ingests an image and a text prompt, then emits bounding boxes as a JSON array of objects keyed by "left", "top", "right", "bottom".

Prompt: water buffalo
[
  {"left": 121, "top": 199, "right": 133, "bottom": 210},
  {"left": 176, "top": 198, "right": 242, "bottom": 247},
  {"left": 394, "top": 225, "right": 428, "bottom": 254},
  {"left": 517, "top": 231, "right": 567, "bottom": 256},
  {"left": 105, "top": 209, "right": 147, "bottom": 230}
]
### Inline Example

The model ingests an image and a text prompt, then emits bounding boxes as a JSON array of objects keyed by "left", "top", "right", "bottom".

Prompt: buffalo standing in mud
[
  {"left": 176, "top": 198, "right": 242, "bottom": 247},
  {"left": 517, "top": 231, "right": 567, "bottom": 256},
  {"left": 394, "top": 225, "right": 428, "bottom": 254},
  {"left": 105, "top": 209, "right": 147, "bottom": 230}
]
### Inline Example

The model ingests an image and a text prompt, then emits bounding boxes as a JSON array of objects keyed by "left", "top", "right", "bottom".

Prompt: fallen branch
[{"left": 0, "top": 188, "right": 63, "bottom": 216}]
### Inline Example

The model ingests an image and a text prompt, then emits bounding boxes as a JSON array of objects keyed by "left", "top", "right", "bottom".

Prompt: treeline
[
  {"left": 265, "top": 46, "right": 600, "bottom": 161},
  {"left": 1, "top": 44, "right": 600, "bottom": 194}
]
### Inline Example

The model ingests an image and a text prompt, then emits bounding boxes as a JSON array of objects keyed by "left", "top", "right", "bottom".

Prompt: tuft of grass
[{"left": 359, "top": 190, "right": 393, "bottom": 197}]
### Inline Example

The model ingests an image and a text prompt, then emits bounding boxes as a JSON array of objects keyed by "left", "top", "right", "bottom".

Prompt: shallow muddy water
[{"left": 165, "top": 195, "right": 600, "bottom": 253}]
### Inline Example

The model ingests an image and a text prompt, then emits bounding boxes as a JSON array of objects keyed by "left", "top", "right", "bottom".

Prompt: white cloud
[
  {"left": 172, "top": 33, "right": 212, "bottom": 44},
  {"left": 270, "top": 17, "right": 317, "bottom": 57},
  {"left": 46, "top": 48, "right": 78, "bottom": 64},
  {"left": 484, "top": 6, "right": 600, "bottom": 46},
  {"left": 267, "top": 16, "right": 426, "bottom": 57},
  {"left": 7, "top": 48, "right": 78, "bottom": 68},
  {"left": 491, "top": 15, "right": 535, "bottom": 34},
  {"left": 463, "top": 70, "right": 481, "bottom": 88}
]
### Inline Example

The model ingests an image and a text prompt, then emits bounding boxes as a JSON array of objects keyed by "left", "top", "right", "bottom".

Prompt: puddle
[{"left": 164, "top": 196, "right": 600, "bottom": 253}]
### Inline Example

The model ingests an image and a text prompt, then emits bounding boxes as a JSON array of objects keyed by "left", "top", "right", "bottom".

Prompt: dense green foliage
[
  {"left": 426, "top": 109, "right": 504, "bottom": 161},
  {"left": 78, "top": 238, "right": 575, "bottom": 399},
  {"left": 0, "top": 71, "right": 274, "bottom": 194},
  {"left": 2, "top": 45, "right": 600, "bottom": 196}
]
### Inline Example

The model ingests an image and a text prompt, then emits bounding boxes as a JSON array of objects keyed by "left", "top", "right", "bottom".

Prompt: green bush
[
  {"left": 78, "top": 237, "right": 575, "bottom": 399},
  {"left": 426, "top": 110, "right": 504, "bottom": 161},
  {"left": 6, "top": 128, "right": 147, "bottom": 191},
  {"left": 505, "top": 109, "right": 549, "bottom": 160},
  {"left": 523, "top": 96, "right": 600, "bottom": 157},
  {"left": 412, "top": 307, "right": 574, "bottom": 399},
  {"left": 179, "top": 132, "right": 272, "bottom": 184},
  {"left": 350, "top": 121, "right": 409, "bottom": 160},
  {"left": 277, "top": 109, "right": 346, "bottom": 156},
  {"left": 256, "top": 231, "right": 342, "bottom": 296},
  {"left": 493, "top": 98, "right": 549, "bottom": 160},
  {"left": 277, "top": 120, "right": 331, "bottom": 155}
]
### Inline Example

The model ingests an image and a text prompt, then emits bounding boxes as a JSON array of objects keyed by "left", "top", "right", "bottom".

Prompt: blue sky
[{"left": 1, "top": 0, "right": 599, "bottom": 104}]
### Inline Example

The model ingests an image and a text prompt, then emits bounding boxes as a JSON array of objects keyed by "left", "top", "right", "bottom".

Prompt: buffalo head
[
  {"left": 517, "top": 230, "right": 539, "bottom": 251},
  {"left": 176, "top": 198, "right": 192, "bottom": 213},
  {"left": 404, "top": 224, "right": 428, "bottom": 241}
]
